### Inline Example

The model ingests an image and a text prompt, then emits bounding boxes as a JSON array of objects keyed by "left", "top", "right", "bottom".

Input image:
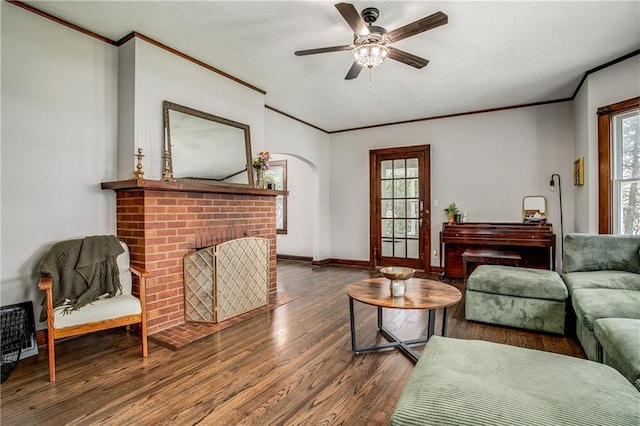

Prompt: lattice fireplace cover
[{"left": 184, "top": 237, "right": 269, "bottom": 323}]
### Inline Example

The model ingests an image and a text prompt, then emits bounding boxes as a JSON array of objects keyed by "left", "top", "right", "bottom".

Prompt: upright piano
[{"left": 440, "top": 222, "right": 556, "bottom": 279}]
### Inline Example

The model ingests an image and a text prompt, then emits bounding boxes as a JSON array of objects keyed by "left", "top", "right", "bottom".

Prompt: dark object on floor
[{"left": 1, "top": 305, "right": 27, "bottom": 383}]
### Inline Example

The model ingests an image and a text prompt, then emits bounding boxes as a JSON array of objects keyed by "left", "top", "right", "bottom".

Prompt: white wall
[
  {"left": 271, "top": 154, "right": 314, "bottom": 258},
  {"left": 265, "top": 110, "right": 331, "bottom": 262},
  {"left": 120, "top": 37, "right": 266, "bottom": 181},
  {"left": 117, "top": 40, "right": 136, "bottom": 178},
  {"left": 1, "top": 4, "right": 118, "bottom": 315},
  {"left": 329, "top": 103, "right": 575, "bottom": 268},
  {"left": 573, "top": 56, "right": 640, "bottom": 233}
]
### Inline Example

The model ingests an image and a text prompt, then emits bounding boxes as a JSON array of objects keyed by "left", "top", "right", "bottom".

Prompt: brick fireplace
[{"left": 102, "top": 179, "right": 281, "bottom": 336}]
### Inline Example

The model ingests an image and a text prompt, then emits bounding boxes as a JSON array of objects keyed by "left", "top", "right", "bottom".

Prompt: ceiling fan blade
[
  {"left": 295, "top": 45, "right": 353, "bottom": 56},
  {"left": 387, "top": 11, "right": 448, "bottom": 43},
  {"left": 345, "top": 62, "right": 362, "bottom": 80},
  {"left": 388, "top": 47, "right": 429, "bottom": 69},
  {"left": 335, "top": 3, "right": 369, "bottom": 36}
]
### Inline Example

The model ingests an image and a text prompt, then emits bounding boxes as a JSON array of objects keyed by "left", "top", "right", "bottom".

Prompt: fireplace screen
[{"left": 184, "top": 237, "right": 269, "bottom": 323}]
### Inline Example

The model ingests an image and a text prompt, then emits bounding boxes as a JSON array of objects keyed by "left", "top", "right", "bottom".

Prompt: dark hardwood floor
[{"left": 1, "top": 261, "right": 584, "bottom": 425}]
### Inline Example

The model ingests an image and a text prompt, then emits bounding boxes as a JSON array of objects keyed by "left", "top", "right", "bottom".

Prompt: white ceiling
[{"left": 24, "top": 1, "right": 640, "bottom": 132}]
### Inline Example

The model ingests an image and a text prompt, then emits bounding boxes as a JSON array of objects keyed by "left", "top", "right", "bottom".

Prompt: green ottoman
[
  {"left": 390, "top": 336, "right": 640, "bottom": 425},
  {"left": 595, "top": 318, "right": 640, "bottom": 391},
  {"left": 465, "top": 265, "right": 568, "bottom": 334}
]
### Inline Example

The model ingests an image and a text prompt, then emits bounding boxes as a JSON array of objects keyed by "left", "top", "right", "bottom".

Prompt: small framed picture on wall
[{"left": 574, "top": 157, "right": 584, "bottom": 186}]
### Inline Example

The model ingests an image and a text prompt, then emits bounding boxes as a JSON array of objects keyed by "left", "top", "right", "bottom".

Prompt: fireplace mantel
[{"left": 101, "top": 179, "right": 288, "bottom": 196}]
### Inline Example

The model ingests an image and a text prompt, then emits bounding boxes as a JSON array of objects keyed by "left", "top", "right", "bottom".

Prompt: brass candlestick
[
  {"left": 162, "top": 150, "right": 174, "bottom": 182},
  {"left": 133, "top": 147, "right": 145, "bottom": 184}
]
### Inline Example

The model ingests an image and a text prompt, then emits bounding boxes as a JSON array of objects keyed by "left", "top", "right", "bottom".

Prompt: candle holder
[
  {"left": 162, "top": 150, "right": 174, "bottom": 182},
  {"left": 133, "top": 147, "right": 145, "bottom": 184}
]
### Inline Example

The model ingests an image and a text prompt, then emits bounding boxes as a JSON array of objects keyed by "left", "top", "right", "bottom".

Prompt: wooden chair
[{"left": 38, "top": 241, "right": 148, "bottom": 381}]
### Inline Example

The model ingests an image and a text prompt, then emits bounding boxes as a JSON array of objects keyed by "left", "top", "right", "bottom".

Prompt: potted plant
[{"left": 443, "top": 202, "right": 460, "bottom": 223}]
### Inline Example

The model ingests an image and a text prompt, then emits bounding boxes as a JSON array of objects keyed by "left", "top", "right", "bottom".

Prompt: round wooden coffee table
[{"left": 346, "top": 277, "right": 462, "bottom": 362}]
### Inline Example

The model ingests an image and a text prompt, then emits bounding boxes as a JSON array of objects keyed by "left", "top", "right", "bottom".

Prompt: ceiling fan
[{"left": 295, "top": 3, "right": 448, "bottom": 80}]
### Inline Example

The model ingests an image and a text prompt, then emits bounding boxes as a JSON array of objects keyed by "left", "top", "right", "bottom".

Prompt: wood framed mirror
[
  {"left": 522, "top": 195, "right": 547, "bottom": 223},
  {"left": 163, "top": 101, "right": 253, "bottom": 186}
]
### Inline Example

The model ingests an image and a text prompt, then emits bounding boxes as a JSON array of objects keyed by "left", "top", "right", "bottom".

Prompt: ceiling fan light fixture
[{"left": 353, "top": 43, "right": 389, "bottom": 69}]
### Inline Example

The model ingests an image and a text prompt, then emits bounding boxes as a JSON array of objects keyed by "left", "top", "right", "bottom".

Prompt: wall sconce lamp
[{"left": 549, "top": 173, "right": 564, "bottom": 263}]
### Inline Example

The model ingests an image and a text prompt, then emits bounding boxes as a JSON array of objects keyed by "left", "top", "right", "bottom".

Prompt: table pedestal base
[{"left": 348, "top": 299, "right": 449, "bottom": 363}]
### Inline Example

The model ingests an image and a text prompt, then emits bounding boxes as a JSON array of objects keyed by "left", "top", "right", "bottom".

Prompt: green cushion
[
  {"left": 572, "top": 289, "right": 640, "bottom": 331},
  {"left": 467, "top": 265, "right": 567, "bottom": 300},
  {"left": 466, "top": 290, "right": 565, "bottom": 334},
  {"left": 390, "top": 336, "right": 640, "bottom": 426},
  {"left": 594, "top": 318, "right": 640, "bottom": 388},
  {"left": 563, "top": 271, "right": 640, "bottom": 293},
  {"left": 563, "top": 233, "right": 640, "bottom": 274},
  {"left": 576, "top": 319, "right": 600, "bottom": 361}
]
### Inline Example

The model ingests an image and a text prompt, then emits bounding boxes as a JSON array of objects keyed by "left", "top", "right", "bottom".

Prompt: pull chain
[{"left": 368, "top": 67, "right": 373, "bottom": 89}]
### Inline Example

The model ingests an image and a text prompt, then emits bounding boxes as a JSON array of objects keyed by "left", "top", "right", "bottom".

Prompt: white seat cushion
[
  {"left": 117, "top": 241, "right": 132, "bottom": 295},
  {"left": 53, "top": 294, "right": 141, "bottom": 329}
]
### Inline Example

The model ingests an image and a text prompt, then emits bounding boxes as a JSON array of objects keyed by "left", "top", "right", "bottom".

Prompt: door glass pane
[
  {"left": 407, "top": 239, "right": 419, "bottom": 259},
  {"left": 381, "top": 160, "right": 393, "bottom": 179},
  {"left": 394, "top": 180, "right": 405, "bottom": 198},
  {"left": 406, "top": 158, "right": 419, "bottom": 177},
  {"left": 407, "top": 219, "right": 419, "bottom": 238},
  {"left": 393, "top": 200, "right": 406, "bottom": 218},
  {"left": 394, "top": 220, "right": 406, "bottom": 237},
  {"left": 382, "top": 240, "right": 393, "bottom": 257},
  {"left": 381, "top": 219, "right": 393, "bottom": 237},
  {"left": 393, "top": 159, "right": 406, "bottom": 178},
  {"left": 394, "top": 239, "right": 406, "bottom": 258},
  {"left": 381, "top": 180, "right": 393, "bottom": 198},
  {"left": 407, "top": 179, "right": 419, "bottom": 198},
  {"left": 381, "top": 200, "right": 393, "bottom": 218},
  {"left": 407, "top": 200, "right": 419, "bottom": 218}
]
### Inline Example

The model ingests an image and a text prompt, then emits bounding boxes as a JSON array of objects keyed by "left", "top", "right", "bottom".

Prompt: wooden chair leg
[
  {"left": 47, "top": 329, "right": 56, "bottom": 382},
  {"left": 141, "top": 319, "right": 148, "bottom": 358}
]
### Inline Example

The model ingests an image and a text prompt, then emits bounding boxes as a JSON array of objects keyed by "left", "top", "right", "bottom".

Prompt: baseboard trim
[
  {"left": 277, "top": 254, "right": 313, "bottom": 262},
  {"left": 311, "top": 258, "right": 370, "bottom": 268},
  {"left": 282, "top": 257, "right": 443, "bottom": 272}
]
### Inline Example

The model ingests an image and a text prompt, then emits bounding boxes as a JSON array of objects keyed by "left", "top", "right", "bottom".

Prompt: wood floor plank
[{"left": 1, "top": 262, "right": 585, "bottom": 425}]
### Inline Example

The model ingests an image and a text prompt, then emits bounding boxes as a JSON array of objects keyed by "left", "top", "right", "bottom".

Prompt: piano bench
[{"left": 465, "top": 265, "right": 568, "bottom": 334}]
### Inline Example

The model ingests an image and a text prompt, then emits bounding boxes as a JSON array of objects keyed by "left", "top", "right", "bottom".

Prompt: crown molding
[
  {"left": 7, "top": 1, "right": 639, "bottom": 134},
  {"left": 6, "top": 1, "right": 266, "bottom": 96}
]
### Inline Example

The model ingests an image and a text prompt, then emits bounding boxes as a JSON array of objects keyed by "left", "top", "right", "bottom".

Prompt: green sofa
[
  {"left": 391, "top": 336, "right": 640, "bottom": 425},
  {"left": 595, "top": 318, "right": 640, "bottom": 391},
  {"left": 562, "top": 233, "right": 640, "bottom": 362},
  {"left": 562, "top": 233, "right": 640, "bottom": 389}
]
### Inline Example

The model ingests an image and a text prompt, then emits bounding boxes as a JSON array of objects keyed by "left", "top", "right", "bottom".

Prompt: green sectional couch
[
  {"left": 595, "top": 318, "right": 640, "bottom": 391},
  {"left": 562, "top": 233, "right": 640, "bottom": 362}
]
